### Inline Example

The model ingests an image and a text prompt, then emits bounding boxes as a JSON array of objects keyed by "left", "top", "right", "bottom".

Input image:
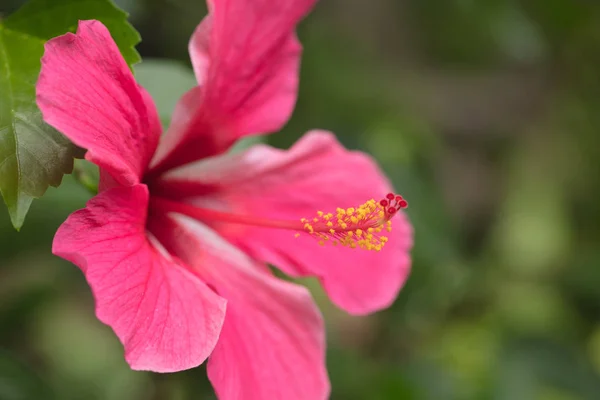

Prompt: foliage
[{"left": 0, "top": 0, "right": 139, "bottom": 229}]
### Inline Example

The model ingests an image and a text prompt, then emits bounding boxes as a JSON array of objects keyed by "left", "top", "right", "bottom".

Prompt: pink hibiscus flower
[{"left": 36, "top": 0, "right": 412, "bottom": 398}]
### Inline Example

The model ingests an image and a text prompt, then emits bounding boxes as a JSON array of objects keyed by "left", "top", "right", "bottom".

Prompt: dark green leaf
[
  {"left": 0, "top": 0, "right": 140, "bottom": 229},
  {"left": 0, "top": 26, "right": 72, "bottom": 229},
  {"left": 4, "top": 0, "right": 141, "bottom": 67}
]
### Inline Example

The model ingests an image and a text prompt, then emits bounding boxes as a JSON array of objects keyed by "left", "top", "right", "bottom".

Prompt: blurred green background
[{"left": 2, "top": 0, "right": 600, "bottom": 399}]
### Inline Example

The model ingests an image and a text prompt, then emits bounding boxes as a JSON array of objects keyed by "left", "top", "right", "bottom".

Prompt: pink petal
[
  {"left": 37, "top": 20, "right": 161, "bottom": 186},
  {"left": 53, "top": 185, "right": 226, "bottom": 372},
  {"left": 150, "top": 0, "right": 317, "bottom": 173},
  {"left": 150, "top": 214, "right": 329, "bottom": 400},
  {"left": 153, "top": 131, "right": 413, "bottom": 315}
]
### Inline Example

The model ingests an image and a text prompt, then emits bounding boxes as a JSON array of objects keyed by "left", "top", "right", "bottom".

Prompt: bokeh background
[{"left": 2, "top": 0, "right": 600, "bottom": 399}]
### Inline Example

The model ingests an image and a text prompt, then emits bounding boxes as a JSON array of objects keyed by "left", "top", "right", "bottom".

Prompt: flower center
[{"left": 150, "top": 192, "right": 407, "bottom": 252}]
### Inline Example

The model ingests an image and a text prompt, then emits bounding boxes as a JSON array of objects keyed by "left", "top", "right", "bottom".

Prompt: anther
[{"left": 296, "top": 192, "right": 408, "bottom": 251}]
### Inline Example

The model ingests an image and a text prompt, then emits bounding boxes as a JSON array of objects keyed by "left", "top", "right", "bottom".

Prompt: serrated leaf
[
  {"left": 4, "top": 0, "right": 141, "bottom": 67},
  {"left": 0, "top": 28, "right": 72, "bottom": 229},
  {"left": 0, "top": 0, "right": 140, "bottom": 229}
]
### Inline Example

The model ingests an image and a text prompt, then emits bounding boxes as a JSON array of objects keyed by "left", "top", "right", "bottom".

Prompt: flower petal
[
  {"left": 37, "top": 20, "right": 161, "bottom": 186},
  {"left": 150, "top": 0, "right": 317, "bottom": 172},
  {"left": 154, "top": 131, "right": 413, "bottom": 315},
  {"left": 52, "top": 185, "right": 226, "bottom": 372},
  {"left": 150, "top": 213, "right": 329, "bottom": 400}
]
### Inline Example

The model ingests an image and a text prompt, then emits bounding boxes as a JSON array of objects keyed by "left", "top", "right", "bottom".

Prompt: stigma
[{"left": 298, "top": 193, "right": 408, "bottom": 251}]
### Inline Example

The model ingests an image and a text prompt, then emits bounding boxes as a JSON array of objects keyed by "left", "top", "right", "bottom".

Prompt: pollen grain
[{"left": 296, "top": 193, "right": 408, "bottom": 251}]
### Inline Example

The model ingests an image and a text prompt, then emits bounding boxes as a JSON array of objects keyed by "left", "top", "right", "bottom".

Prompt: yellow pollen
[
  {"left": 304, "top": 223, "right": 314, "bottom": 233},
  {"left": 297, "top": 196, "right": 403, "bottom": 252}
]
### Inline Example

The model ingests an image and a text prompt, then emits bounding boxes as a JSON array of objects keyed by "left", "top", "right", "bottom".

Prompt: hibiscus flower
[{"left": 36, "top": 0, "right": 412, "bottom": 398}]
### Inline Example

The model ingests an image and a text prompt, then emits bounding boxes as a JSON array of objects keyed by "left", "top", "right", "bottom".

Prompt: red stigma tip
[{"left": 379, "top": 192, "right": 408, "bottom": 213}]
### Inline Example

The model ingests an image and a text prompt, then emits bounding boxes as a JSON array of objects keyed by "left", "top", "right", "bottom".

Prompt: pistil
[{"left": 150, "top": 192, "right": 407, "bottom": 252}]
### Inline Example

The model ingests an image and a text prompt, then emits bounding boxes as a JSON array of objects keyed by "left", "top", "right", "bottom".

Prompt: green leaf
[
  {"left": 0, "top": 27, "right": 72, "bottom": 229},
  {"left": 0, "top": 0, "right": 140, "bottom": 230},
  {"left": 4, "top": 0, "right": 141, "bottom": 67}
]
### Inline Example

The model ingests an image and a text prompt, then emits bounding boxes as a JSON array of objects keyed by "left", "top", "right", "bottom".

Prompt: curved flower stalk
[{"left": 37, "top": 1, "right": 412, "bottom": 398}]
